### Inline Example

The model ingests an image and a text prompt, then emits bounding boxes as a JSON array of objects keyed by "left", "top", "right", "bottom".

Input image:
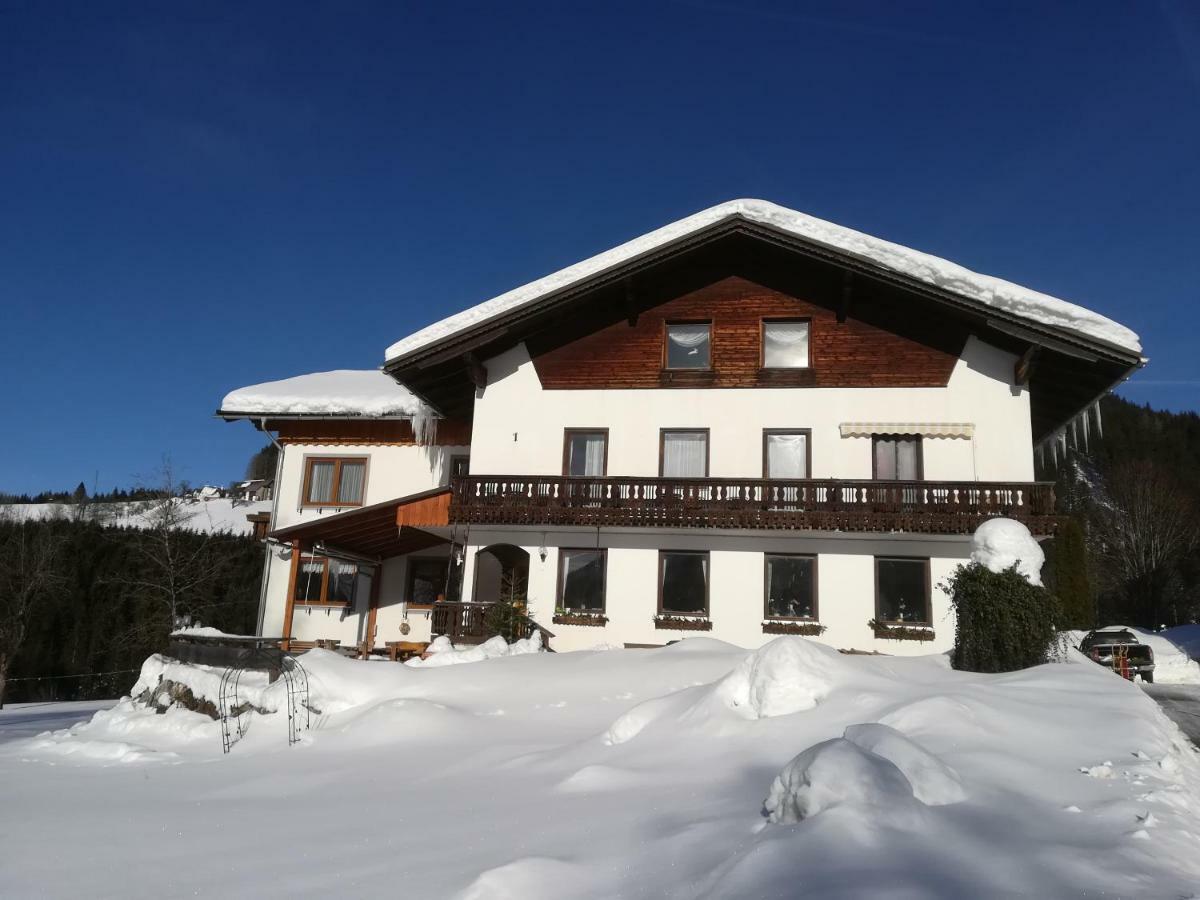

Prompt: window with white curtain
[
  {"left": 302, "top": 457, "right": 368, "bottom": 506},
  {"left": 293, "top": 555, "right": 358, "bottom": 605},
  {"left": 762, "top": 320, "right": 810, "bottom": 368},
  {"left": 664, "top": 322, "right": 711, "bottom": 369},
  {"left": 764, "top": 431, "right": 809, "bottom": 478},
  {"left": 872, "top": 436, "right": 922, "bottom": 481},
  {"left": 558, "top": 549, "right": 606, "bottom": 612},
  {"left": 563, "top": 430, "right": 608, "bottom": 477},
  {"left": 660, "top": 430, "right": 708, "bottom": 477}
]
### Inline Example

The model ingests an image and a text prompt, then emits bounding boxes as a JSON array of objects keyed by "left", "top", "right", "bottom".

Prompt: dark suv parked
[{"left": 1079, "top": 628, "right": 1155, "bottom": 683}]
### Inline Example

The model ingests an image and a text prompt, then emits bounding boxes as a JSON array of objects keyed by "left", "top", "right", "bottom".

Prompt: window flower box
[
  {"left": 552, "top": 612, "right": 608, "bottom": 627},
  {"left": 762, "top": 620, "right": 826, "bottom": 636},
  {"left": 653, "top": 615, "right": 712, "bottom": 631},
  {"left": 869, "top": 619, "right": 935, "bottom": 642}
]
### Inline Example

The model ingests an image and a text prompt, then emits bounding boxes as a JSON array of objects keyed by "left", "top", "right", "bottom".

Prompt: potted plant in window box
[
  {"left": 868, "top": 618, "right": 935, "bottom": 642},
  {"left": 761, "top": 620, "right": 827, "bottom": 636},
  {"left": 653, "top": 614, "right": 712, "bottom": 631},
  {"left": 552, "top": 608, "right": 608, "bottom": 627}
]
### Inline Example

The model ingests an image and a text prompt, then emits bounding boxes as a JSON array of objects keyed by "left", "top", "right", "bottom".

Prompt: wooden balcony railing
[
  {"left": 449, "top": 476, "right": 1060, "bottom": 535},
  {"left": 430, "top": 601, "right": 555, "bottom": 647}
]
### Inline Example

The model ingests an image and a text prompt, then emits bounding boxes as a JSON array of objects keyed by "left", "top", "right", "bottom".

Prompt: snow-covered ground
[
  {"left": 2, "top": 638, "right": 1198, "bottom": 898},
  {"left": 0, "top": 497, "right": 271, "bottom": 536},
  {"left": 0, "top": 700, "right": 115, "bottom": 746}
]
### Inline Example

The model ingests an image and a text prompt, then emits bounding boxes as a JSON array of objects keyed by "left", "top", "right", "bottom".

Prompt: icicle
[
  {"left": 1094, "top": 401, "right": 1103, "bottom": 439},
  {"left": 410, "top": 405, "right": 439, "bottom": 446},
  {"left": 1051, "top": 436, "right": 1058, "bottom": 469},
  {"left": 1081, "top": 408, "right": 1090, "bottom": 450},
  {"left": 1036, "top": 442, "right": 1044, "bottom": 471},
  {"left": 1071, "top": 416, "right": 1079, "bottom": 450}
]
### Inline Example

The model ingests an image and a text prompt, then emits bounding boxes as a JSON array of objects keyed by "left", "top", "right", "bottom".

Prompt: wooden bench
[{"left": 385, "top": 641, "right": 429, "bottom": 662}]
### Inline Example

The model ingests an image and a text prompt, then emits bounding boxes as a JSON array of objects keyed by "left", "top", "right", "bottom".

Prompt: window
[
  {"left": 875, "top": 558, "right": 930, "bottom": 624},
  {"left": 664, "top": 322, "right": 711, "bottom": 369},
  {"left": 407, "top": 558, "right": 448, "bottom": 607},
  {"left": 563, "top": 430, "right": 608, "bottom": 477},
  {"left": 765, "top": 555, "right": 817, "bottom": 619},
  {"left": 294, "top": 555, "right": 358, "bottom": 606},
  {"left": 302, "top": 457, "right": 367, "bottom": 507},
  {"left": 659, "top": 551, "right": 709, "bottom": 616},
  {"left": 558, "top": 549, "right": 606, "bottom": 612},
  {"left": 763, "top": 430, "right": 810, "bottom": 479},
  {"left": 762, "top": 320, "right": 810, "bottom": 368},
  {"left": 872, "top": 436, "right": 922, "bottom": 481},
  {"left": 660, "top": 430, "right": 709, "bottom": 477},
  {"left": 450, "top": 455, "right": 470, "bottom": 478}
]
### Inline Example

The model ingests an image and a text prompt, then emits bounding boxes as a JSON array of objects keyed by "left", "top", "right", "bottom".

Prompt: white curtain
[
  {"left": 766, "top": 433, "right": 807, "bottom": 478},
  {"left": 337, "top": 461, "right": 366, "bottom": 504},
  {"left": 307, "top": 461, "right": 335, "bottom": 503},
  {"left": 763, "top": 322, "right": 809, "bottom": 368},
  {"left": 896, "top": 438, "right": 920, "bottom": 480},
  {"left": 666, "top": 324, "right": 710, "bottom": 367},
  {"left": 568, "top": 433, "right": 606, "bottom": 476},
  {"left": 662, "top": 432, "right": 707, "bottom": 477},
  {"left": 297, "top": 559, "right": 324, "bottom": 602}
]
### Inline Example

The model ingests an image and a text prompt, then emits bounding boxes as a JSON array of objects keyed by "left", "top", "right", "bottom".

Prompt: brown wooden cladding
[
  {"left": 530, "top": 276, "right": 964, "bottom": 390},
  {"left": 269, "top": 418, "right": 472, "bottom": 446}
]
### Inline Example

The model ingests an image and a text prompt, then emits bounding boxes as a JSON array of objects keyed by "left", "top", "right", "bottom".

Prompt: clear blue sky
[{"left": 3, "top": 1, "right": 1198, "bottom": 495}]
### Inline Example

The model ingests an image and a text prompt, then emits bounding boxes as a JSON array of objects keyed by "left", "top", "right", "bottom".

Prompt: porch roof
[{"left": 269, "top": 486, "right": 451, "bottom": 560}]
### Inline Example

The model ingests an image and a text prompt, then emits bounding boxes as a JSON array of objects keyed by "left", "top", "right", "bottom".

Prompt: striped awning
[{"left": 839, "top": 422, "right": 975, "bottom": 439}]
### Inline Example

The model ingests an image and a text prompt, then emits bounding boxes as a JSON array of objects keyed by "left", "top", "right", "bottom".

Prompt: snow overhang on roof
[
  {"left": 218, "top": 369, "right": 431, "bottom": 420},
  {"left": 383, "top": 198, "right": 1143, "bottom": 368}
]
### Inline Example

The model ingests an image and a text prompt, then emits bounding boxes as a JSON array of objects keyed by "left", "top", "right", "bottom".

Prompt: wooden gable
[{"left": 530, "top": 275, "right": 965, "bottom": 390}]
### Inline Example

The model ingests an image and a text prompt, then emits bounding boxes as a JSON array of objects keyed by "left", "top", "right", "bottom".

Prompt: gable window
[
  {"left": 302, "top": 457, "right": 367, "bottom": 507},
  {"left": 664, "top": 322, "right": 711, "bottom": 369},
  {"left": 875, "top": 557, "right": 930, "bottom": 624},
  {"left": 563, "top": 429, "right": 608, "bottom": 477},
  {"left": 558, "top": 548, "right": 606, "bottom": 613},
  {"left": 407, "top": 558, "right": 448, "bottom": 608},
  {"left": 764, "top": 430, "right": 810, "bottom": 479},
  {"left": 872, "top": 436, "right": 922, "bottom": 481},
  {"left": 660, "top": 429, "right": 709, "bottom": 477},
  {"left": 294, "top": 555, "right": 357, "bottom": 606},
  {"left": 659, "top": 551, "right": 709, "bottom": 616},
  {"left": 765, "top": 554, "right": 817, "bottom": 619},
  {"left": 762, "top": 320, "right": 810, "bottom": 368}
]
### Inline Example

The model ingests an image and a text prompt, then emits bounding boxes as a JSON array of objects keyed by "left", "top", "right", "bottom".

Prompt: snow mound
[
  {"left": 879, "top": 695, "right": 986, "bottom": 737},
  {"left": 220, "top": 369, "right": 429, "bottom": 418},
  {"left": 970, "top": 517, "right": 1044, "bottom": 585},
  {"left": 456, "top": 857, "right": 586, "bottom": 900},
  {"left": 843, "top": 723, "right": 965, "bottom": 805},
  {"left": 1161, "top": 625, "right": 1200, "bottom": 665},
  {"left": 763, "top": 737, "right": 921, "bottom": 824},
  {"left": 385, "top": 198, "right": 1141, "bottom": 364},
  {"left": 715, "top": 637, "right": 845, "bottom": 719},
  {"left": 407, "top": 632, "right": 543, "bottom": 668}
]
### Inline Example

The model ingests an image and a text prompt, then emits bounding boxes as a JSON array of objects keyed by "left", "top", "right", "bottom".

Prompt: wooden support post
[
  {"left": 463, "top": 352, "right": 488, "bottom": 390},
  {"left": 623, "top": 278, "right": 638, "bottom": 326},
  {"left": 362, "top": 564, "right": 381, "bottom": 659},
  {"left": 838, "top": 270, "right": 854, "bottom": 323},
  {"left": 1014, "top": 344, "right": 1039, "bottom": 387},
  {"left": 280, "top": 540, "right": 301, "bottom": 652}
]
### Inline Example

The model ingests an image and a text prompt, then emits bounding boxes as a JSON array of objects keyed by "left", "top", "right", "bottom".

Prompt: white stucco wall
[
  {"left": 259, "top": 441, "right": 466, "bottom": 645},
  {"left": 467, "top": 336, "right": 1032, "bottom": 482},
  {"left": 461, "top": 529, "right": 969, "bottom": 654}
]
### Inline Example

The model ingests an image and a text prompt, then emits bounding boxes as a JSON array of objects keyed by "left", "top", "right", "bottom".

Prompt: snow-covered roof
[
  {"left": 219, "top": 369, "right": 430, "bottom": 418},
  {"left": 384, "top": 198, "right": 1142, "bottom": 363}
]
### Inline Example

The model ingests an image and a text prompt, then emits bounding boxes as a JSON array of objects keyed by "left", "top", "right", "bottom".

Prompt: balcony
[{"left": 449, "top": 476, "right": 1060, "bottom": 535}]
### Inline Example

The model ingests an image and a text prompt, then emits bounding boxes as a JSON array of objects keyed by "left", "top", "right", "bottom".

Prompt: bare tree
[
  {"left": 114, "top": 461, "right": 239, "bottom": 647},
  {"left": 0, "top": 517, "right": 65, "bottom": 708},
  {"left": 1088, "top": 460, "right": 1199, "bottom": 627}
]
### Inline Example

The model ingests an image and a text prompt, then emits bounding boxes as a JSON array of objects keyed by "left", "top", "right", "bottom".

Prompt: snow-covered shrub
[
  {"left": 970, "top": 518, "right": 1044, "bottom": 586},
  {"left": 946, "top": 562, "right": 1063, "bottom": 673},
  {"left": 842, "top": 723, "right": 965, "bottom": 805},
  {"left": 715, "top": 637, "right": 844, "bottom": 719}
]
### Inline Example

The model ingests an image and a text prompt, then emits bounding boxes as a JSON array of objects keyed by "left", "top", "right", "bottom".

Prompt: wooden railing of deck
[
  {"left": 430, "top": 601, "right": 556, "bottom": 647},
  {"left": 448, "top": 476, "right": 1059, "bottom": 535}
]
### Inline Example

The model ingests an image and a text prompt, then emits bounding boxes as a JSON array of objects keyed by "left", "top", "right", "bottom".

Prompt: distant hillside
[{"left": 0, "top": 497, "right": 271, "bottom": 537}]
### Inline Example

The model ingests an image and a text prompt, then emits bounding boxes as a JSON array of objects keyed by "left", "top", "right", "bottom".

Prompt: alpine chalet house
[{"left": 220, "top": 199, "right": 1142, "bottom": 657}]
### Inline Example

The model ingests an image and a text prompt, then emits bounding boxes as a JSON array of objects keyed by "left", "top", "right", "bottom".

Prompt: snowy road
[
  {"left": 0, "top": 700, "right": 115, "bottom": 746},
  {"left": 1145, "top": 684, "right": 1200, "bottom": 746}
]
